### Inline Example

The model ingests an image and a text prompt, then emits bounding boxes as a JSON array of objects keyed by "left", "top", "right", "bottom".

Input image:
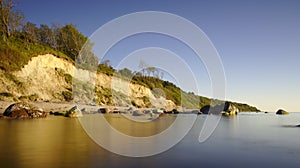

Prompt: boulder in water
[
  {"left": 65, "top": 106, "right": 82, "bottom": 117},
  {"left": 221, "top": 102, "right": 239, "bottom": 116},
  {"left": 200, "top": 102, "right": 239, "bottom": 115},
  {"left": 200, "top": 105, "right": 211, "bottom": 114},
  {"left": 276, "top": 109, "right": 289, "bottom": 115},
  {"left": 3, "top": 102, "right": 47, "bottom": 119}
]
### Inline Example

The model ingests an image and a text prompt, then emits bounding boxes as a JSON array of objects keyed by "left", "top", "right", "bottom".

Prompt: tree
[
  {"left": 147, "top": 67, "right": 156, "bottom": 77},
  {"left": 0, "top": 0, "right": 24, "bottom": 42},
  {"left": 118, "top": 68, "right": 133, "bottom": 78},
  {"left": 139, "top": 60, "right": 148, "bottom": 76},
  {"left": 39, "top": 24, "right": 57, "bottom": 49},
  {"left": 55, "top": 24, "right": 87, "bottom": 60},
  {"left": 22, "top": 21, "right": 39, "bottom": 44},
  {"left": 101, "top": 60, "right": 110, "bottom": 66}
]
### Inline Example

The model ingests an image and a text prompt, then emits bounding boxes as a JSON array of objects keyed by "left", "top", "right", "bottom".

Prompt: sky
[{"left": 18, "top": 0, "right": 300, "bottom": 112}]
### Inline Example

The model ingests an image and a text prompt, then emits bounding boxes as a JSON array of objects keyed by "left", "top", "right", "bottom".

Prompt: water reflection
[
  {"left": 104, "top": 114, "right": 176, "bottom": 137},
  {"left": 0, "top": 113, "right": 300, "bottom": 168},
  {"left": 0, "top": 117, "right": 96, "bottom": 168}
]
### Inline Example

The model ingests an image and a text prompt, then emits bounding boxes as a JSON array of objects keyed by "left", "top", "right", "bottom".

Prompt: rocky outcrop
[
  {"left": 65, "top": 106, "right": 83, "bottom": 117},
  {"left": 200, "top": 102, "right": 239, "bottom": 116},
  {"left": 221, "top": 102, "right": 239, "bottom": 116},
  {"left": 2, "top": 102, "right": 47, "bottom": 119},
  {"left": 200, "top": 105, "right": 211, "bottom": 114},
  {"left": 276, "top": 109, "right": 289, "bottom": 115}
]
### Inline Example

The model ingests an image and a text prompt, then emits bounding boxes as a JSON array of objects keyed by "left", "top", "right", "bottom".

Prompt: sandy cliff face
[
  {"left": 13, "top": 54, "right": 74, "bottom": 101},
  {"left": 0, "top": 54, "right": 176, "bottom": 110}
]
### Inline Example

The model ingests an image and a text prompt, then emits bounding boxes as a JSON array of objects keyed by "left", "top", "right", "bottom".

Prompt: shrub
[
  {"left": 0, "top": 92, "right": 13, "bottom": 97},
  {"left": 62, "top": 91, "right": 73, "bottom": 101}
]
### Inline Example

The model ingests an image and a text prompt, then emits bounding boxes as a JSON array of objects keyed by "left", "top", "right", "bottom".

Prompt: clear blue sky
[{"left": 18, "top": 0, "right": 300, "bottom": 112}]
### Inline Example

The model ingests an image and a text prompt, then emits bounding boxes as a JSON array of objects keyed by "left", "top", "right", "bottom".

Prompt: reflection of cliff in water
[
  {"left": 0, "top": 116, "right": 103, "bottom": 167},
  {"left": 104, "top": 114, "right": 176, "bottom": 137}
]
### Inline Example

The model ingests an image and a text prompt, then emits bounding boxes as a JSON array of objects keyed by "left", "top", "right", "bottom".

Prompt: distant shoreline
[{"left": 0, "top": 101, "right": 271, "bottom": 115}]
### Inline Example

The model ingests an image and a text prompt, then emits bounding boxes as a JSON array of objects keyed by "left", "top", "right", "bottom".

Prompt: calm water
[{"left": 1, "top": 113, "right": 300, "bottom": 168}]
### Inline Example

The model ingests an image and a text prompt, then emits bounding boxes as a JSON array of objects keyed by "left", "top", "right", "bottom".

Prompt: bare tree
[
  {"left": 101, "top": 60, "right": 110, "bottom": 66},
  {"left": 154, "top": 69, "right": 160, "bottom": 78},
  {"left": 139, "top": 60, "right": 148, "bottom": 76},
  {"left": 160, "top": 71, "right": 164, "bottom": 79},
  {"left": 22, "top": 21, "right": 39, "bottom": 44},
  {"left": 148, "top": 67, "right": 156, "bottom": 77},
  {"left": 0, "top": 0, "right": 23, "bottom": 42}
]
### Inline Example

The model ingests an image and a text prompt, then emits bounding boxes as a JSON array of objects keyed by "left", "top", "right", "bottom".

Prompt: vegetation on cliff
[{"left": 0, "top": 0, "right": 260, "bottom": 112}]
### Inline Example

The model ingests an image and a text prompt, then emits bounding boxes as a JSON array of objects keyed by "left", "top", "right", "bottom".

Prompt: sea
[{"left": 1, "top": 112, "right": 300, "bottom": 168}]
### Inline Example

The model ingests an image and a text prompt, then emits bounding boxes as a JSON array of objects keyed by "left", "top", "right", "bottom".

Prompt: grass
[{"left": 0, "top": 38, "right": 72, "bottom": 72}]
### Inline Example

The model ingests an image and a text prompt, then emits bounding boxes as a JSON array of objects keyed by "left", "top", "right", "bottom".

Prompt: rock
[
  {"left": 3, "top": 102, "right": 47, "bottom": 119},
  {"left": 164, "top": 110, "right": 172, "bottom": 114},
  {"left": 200, "top": 102, "right": 239, "bottom": 115},
  {"left": 65, "top": 106, "right": 82, "bottom": 117},
  {"left": 171, "top": 109, "right": 179, "bottom": 114},
  {"left": 221, "top": 102, "right": 239, "bottom": 116},
  {"left": 152, "top": 108, "right": 165, "bottom": 114},
  {"left": 132, "top": 110, "right": 144, "bottom": 116},
  {"left": 98, "top": 108, "right": 109, "bottom": 114},
  {"left": 200, "top": 105, "right": 211, "bottom": 114},
  {"left": 143, "top": 110, "right": 152, "bottom": 114},
  {"left": 111, "top": 108, "right": 120, "bottom": 113},
  {"left": 191, "top": 109, "right": 201, "bottom": 114},
  {"left": 276, "top": 109, "right": 289, "bottom": 115}
]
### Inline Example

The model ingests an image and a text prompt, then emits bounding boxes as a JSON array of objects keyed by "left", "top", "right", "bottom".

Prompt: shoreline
[
  {"left": 0, "top": 101, "right": 75, "bottom": 114},
  {"left": 0, "top": 101, "right": 270, "bottom": 115}
]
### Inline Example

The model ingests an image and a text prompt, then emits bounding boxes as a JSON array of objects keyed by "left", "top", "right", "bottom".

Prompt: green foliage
[
  {"left": 131, "top": 100, "right": 137, "bottom": 107},
  {"left": 55, "top": 24, "right": 86, "bottom": 60},
  {"left": 62, "top": 91, "right": 73, "bottom": 101},
  {"left": 117, "top": 68, "right": 133, "bottom": 79},
  {"left": 0, "top": 92, "right": 13, "bottom": 97},
  {"left": 0, "top": 4, "right": 90, "bottom": 72},
  {"left": 28, "top": 94, "right": 38, "bottom": 101},
  {"left": 141, "top": 96, "right": 151, "bottom": 108},
  {"left": 64, "top": 73, "right": 72, "bottom": 85},
  {"left": 96, "top": 67, "right": 260, "bottom": 111},
  {"left": 53, "top": 111, "right": 67, "bottom": 116},
  {"left": 231, "top": 102, "right": 260, "bottom": 112},
  {"left": 18, "top": 93, "right": 38, "bottom": 101},
  {"left": 0, "top": 1, "right": 260, "bottom": 111},
  {"left": 0, "top": 37, "right": 71, "bottom": 71},
  {"left": 94, "top": 86, "right": 112, "bottom": 105},
  {"left": 0, "top": 0, "right": 24, "bottom": 42},
  {"left": 97, "top": 64, "right": 115, "bottom": 76},
  {"left": 132, "top": 75, "right": 183, "bottom": 106}
]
